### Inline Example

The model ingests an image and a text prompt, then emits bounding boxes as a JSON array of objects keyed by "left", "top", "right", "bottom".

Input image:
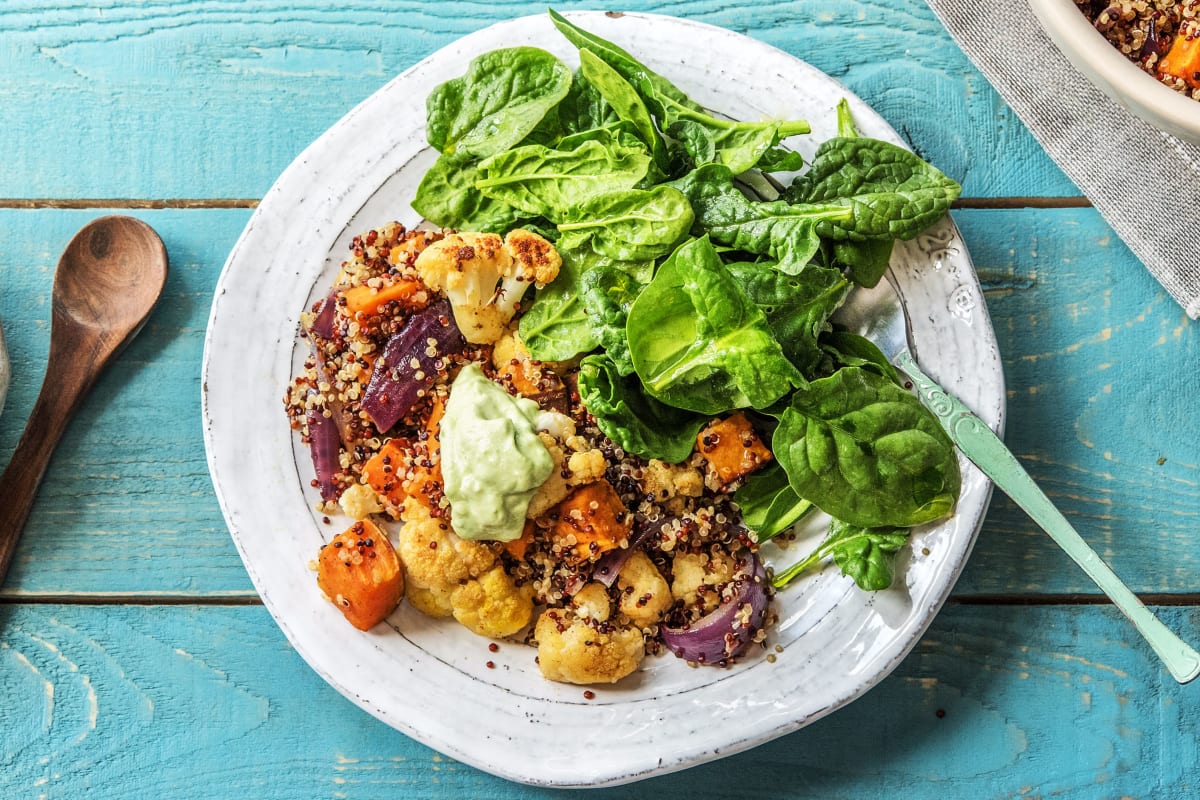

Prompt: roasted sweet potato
[
  {"left": 342, "top": 279, "right": 422, "bottom": 318},
  {"left": 550, "top": 479, "right": 633, "bottom": 565},
  {"left": 317, "top": 519, "right": 404, "bottom": 630},
  {"left": 362, "top": 437, "right": 412, "bottom": 513},
  {"left": 1159, "top": 32, "right": 1200, "bottom": 89},
  {"left": 361, "top": 393, "right": 446, "bottom": 515},
  {"left": 695, "top": 412, "right": 772, "bottom": 488}
]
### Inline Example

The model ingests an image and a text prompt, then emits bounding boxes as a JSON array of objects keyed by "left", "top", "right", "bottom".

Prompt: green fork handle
[{"left": 896, "top": 350, "right": 1200, "bottom": 685}]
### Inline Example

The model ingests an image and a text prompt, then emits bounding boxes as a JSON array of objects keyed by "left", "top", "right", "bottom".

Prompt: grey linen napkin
[{"left": 924, "top": 0, "right": 1200, "bottom": 319}]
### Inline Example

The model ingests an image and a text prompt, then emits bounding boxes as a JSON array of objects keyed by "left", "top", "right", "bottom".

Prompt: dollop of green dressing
[{"left": 440, "top": 363, "right": 554, "bottom": 541}]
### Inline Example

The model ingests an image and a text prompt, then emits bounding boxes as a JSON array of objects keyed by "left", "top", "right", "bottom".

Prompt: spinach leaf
[
  {"left": 557, "top": 185, "right": 693, "bottom": 262},
  {"left": 475, "top": 135, "right": 653, "bottom": 221},
  {"left": 578, "top": 48, "right": 667, "bottom": 167},
  {"left": 426, "top": 47, "right": 572, "bottom": 159},
  {"left": 773, "top": 518, "right": 909, "bottom": 590},
  {"left": 772, "top": 366, "right": 960, "bottom": 527},
  {"left": 672, "top": 164, "right": 853, "bottom": 275},
  {"left": 757, "top": 145, "right": 806, "bottom": 173},
  {"left": 819, "top": 330, "right": 903, "bottom": 386},
  {"left": 785, "top": 136, "right": 961, "bottom": 242},
  {"left": 726, "top": 261, "right": 850, "bottom": 375},
  {"left": 826, "top": 520, "right": 910, "bottom": 590},
  {"left": 627, "top": 236, "right": 802, "bottom": 414},
  {"left": 577, "top": 354, "right": 707, "bottom": 463},
  {"left": 557, "top": 68, "right": 619, "bottom": 136},
  {"left": 733, "top": 463, "right": 814, "bottom": 541},
  {"left": 518, "top": 237, "right": 601, "bottom": 361},
  {"left": 411, "top": 155, "right": 523, "bottom": 231},
  {"left": 660, "top": 98, "right": 810, "bottom": 175},
  {"left": 832, "top": 238, "right": 894, "bottom": 288},
  {"left": 580, "top": 261, "right": 646, "bottom": 375},
  {"left": 550, "top": 9, "right": 703, "bottom": 121}
]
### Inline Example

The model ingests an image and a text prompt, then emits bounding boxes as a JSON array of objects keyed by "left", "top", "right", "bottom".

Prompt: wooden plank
[
  {"left": 0, "top": 209, "right": 253, "bottom": 596},
  {"left": 952, "top": 208, "right": 1200, "bottom": 596},
  {"left": 1, "top": 206, "right": 1196, "bottom": 597},
  {"left": 0, "top": 602, "right": 1195, "bottom": 797},
  {"left": 0, "top": 0, "right": 1076, "bottom": 200}
]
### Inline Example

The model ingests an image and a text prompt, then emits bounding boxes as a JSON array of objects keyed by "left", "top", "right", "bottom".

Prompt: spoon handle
[
  {"left": 895, "top": 350, "right": 1200, "bottom": 685},
  {"left": 0, "top": 340, "right": 103, "bottom": 587}
]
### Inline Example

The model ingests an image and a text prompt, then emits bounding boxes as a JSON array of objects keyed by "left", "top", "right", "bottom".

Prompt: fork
[{"left": 838, "top": 271, "right": 1200, "bottom": 684}]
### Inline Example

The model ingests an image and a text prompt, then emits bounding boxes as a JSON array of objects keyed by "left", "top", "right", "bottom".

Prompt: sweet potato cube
[
  {"left": 550, "top": 480, "right": 632, "bottom": 565},
  {"left": 1159, "top": 33, "right": 1200, "bottom": 89},
  {"left": 317, "top": 519, "right": 404, "bottom": 631},
  {"left": 696, "top": 412, "right": 773, "bottom": 488},
  {"left": 342, "top": 279, "right": 421, "bottom": 318},
  {"left": 503, "top": 520, "right": 537, "bottom": 561},
  {"left": 362, "top": 437, "right": 412, "bottom": 512}
]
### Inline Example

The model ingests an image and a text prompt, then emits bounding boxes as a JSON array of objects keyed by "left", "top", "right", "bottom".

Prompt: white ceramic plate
[
  {"left": 202, "top": 11, "right": 1004, "bottom": 787},
  {"left": 1030, "top": 0, "right": 1200, "bottom": 145}
]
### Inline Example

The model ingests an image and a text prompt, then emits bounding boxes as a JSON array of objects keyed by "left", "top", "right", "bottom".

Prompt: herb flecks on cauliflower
[
  {"left": 534, "top": 582, "right": 645, "bottom": 684},
  {"left": 415, "top": 229, "right": 561, "bottom": 345}
]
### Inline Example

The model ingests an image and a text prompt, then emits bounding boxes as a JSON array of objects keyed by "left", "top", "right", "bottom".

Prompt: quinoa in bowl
[{"left": 1075, "top": 1, "right": 1200, "bottom": 98}]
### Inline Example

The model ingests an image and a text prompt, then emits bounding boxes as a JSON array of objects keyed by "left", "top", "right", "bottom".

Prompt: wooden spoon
[{"left": 0, "top": 216, "right": 168, "bottom": 587}]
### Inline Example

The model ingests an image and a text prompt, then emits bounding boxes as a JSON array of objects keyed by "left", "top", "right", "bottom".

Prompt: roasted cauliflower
[
  {"left": 617, "top": 551, "right": 673, "bottom": 628},
  {"left": 415, "top": 229, "right": 561, "bottom": 344},
  {"left": 396, "top": 500, "right": 534, "bottom": 636},
  {"left": 534, "top": 582, "right": 644, "bottom": 684}
]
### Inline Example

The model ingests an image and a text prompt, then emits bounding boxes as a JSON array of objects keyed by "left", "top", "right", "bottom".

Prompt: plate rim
[{"left": 201, "top": 10, "right": 1004, "bottom": 787}]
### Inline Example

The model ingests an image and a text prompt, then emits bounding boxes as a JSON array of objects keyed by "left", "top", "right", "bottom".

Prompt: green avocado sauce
[{"left": 440, "top": 363, "right": 554, "bottom": 542}]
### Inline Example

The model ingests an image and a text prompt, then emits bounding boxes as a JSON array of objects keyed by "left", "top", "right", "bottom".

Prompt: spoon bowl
[{"left": 0, "top": 215, "right": 168, "bottom": 587}]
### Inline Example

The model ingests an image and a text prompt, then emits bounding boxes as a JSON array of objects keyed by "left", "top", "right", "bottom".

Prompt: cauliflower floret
[
  {"left": 396, "top": 500, "right": 496, "bottom": 615},
  {"left": 339, "top": 482, "right": 383, "bottom": 520},
  {"left": 451, "top": 565, "right": 534, "bottom": 638},
  {"left": 415, "top": 229, "right": 561, "bottom": 345},
  {"left": 534, "top": 584, "right": 644, "bottom": 684},
  {"left": 396, "top": 500, "right": 534, "bottom": 636},
  {"left": 671, "top": 549, "right": 738, "bottom": 614},
  {"left": 570, "top": 581, "right": 612, "bottom": 622},
  {"left": 642, "top": 459, "right": 704, "bottom": 502},
  {"left": 617, "top": 551, "right": 673, "bottom": 628},
  {"left": 526, "top": 434, "right": 609, "bottom": 518},
  {"left": 527, "top": 433, "right": 570, "bottom": 519},
  {"left": 566, "top": 449, "right": 606, "bottom": 487}
]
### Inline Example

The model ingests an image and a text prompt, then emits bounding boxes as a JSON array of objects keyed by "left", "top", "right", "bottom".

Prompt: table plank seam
[{"left": 0, "top": 197, "right": 1093, "bottom": 210}]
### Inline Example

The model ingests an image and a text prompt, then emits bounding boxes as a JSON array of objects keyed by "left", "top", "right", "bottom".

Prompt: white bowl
[{"left": 1030, "top": 0, "right": 1200, "bottom": 144}]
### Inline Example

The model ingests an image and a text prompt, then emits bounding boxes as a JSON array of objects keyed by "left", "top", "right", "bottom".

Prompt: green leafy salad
[{"left": 412, "top": 10, "right": 963, "bottom": 592}]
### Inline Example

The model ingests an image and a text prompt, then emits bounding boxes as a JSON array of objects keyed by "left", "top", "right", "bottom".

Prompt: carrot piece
[
  {"left": 317, "top": 519, "right": 404, "bottom": 631},
  {"left": 1159, "top": 33, "right": 1200, "bottom": 89},
  {"left": 550, "top": 479, "right": 633, "bottom": 565},
  {"left": 342, "top": 279, "right": 421, "bottom": 317},
  {"left": 696, "top": 412, "right": 773, "bottom": 488}
]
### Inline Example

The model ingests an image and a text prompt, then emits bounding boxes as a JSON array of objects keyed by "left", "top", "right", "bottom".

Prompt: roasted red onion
[
  {"left": 592, "top": 515, "right": 668, "bottom": 587},
  {"left": 660, "top": 551, "right": 769, "bottom": 665},
  {"left": 309, "top": 290, "right": 338, "bottom": 340},
  {"left": 361, "top": 298, "right": 465, "bottom": 432},
  {"left": 305, "top": 403, "right": 342, "bottom": 501}
]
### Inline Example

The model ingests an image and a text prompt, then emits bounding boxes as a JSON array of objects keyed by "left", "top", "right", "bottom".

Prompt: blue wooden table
[{"left": 2, "top": 2, "right": 1198, "bottom": 797}]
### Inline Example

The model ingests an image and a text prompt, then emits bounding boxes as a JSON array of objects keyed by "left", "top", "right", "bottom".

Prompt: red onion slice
[
  {"left": 593, "top": 515, "right": 675, "bottom": 587},
  {"left": 309, "top": 290, "right": 338, "bottom": 340},
  {"left": 305, "top": 404, "right": 342, "bottom": 501},
  {"left": 361, "top": 298, "right": 465, "bottom": 432},
  {"left": 660, "top": 551, "right": 769, "bottom": 665}
]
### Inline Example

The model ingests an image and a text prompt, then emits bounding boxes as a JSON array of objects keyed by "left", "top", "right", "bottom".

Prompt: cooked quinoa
[
  {"left": 285, "top": 222, "right": 773, "bottom": 683},
  {"left": 1074, "top": 1, "right": 1200, "bottom": 98}
]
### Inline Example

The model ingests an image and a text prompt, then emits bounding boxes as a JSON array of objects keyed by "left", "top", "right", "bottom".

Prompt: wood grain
[
  {"left": 1, "top": 603, "right": 1195, "bottom": 798},
  {"left": 0, "top": 0, "right": 1077, "bottom": 200},
  {"left": 2, "top": 207, "right": 1195, "bottom": 598}
]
